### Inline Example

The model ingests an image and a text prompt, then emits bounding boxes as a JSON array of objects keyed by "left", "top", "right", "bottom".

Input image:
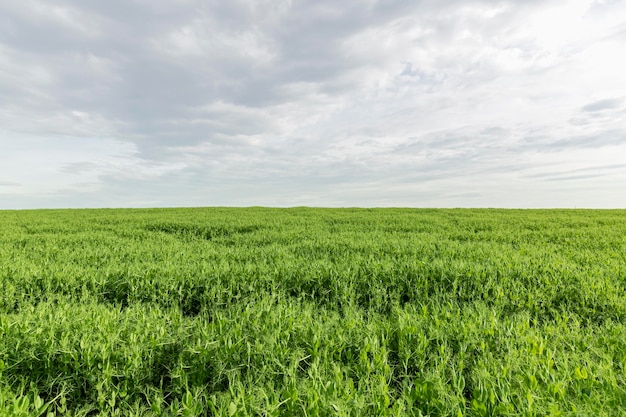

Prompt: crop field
[{"left": 0, "top": 208, "right": 625, "bottom": 416}]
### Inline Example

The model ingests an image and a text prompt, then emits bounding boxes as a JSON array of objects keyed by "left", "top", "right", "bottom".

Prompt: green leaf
[{"left": 228, "top": 401, "right": 237, "bottom": 417}]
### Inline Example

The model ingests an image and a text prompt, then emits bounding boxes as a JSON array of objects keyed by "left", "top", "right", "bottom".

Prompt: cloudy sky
[{"left": 1, "top": 0, "right": 625, "bottom": 209}]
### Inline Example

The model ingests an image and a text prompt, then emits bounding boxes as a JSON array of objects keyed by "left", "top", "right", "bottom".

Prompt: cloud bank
[{"left": 1, "top": 0, "right": 625, "bottom": 208}]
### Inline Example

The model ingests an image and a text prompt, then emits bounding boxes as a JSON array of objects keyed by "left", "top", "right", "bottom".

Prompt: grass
[{"left": 0, "top": 207, "right": 625, "bottom": 416}]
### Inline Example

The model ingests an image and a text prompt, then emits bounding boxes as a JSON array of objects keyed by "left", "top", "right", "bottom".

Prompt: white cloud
[
  {"left": 156, "top": 18, "right": 277, "bottom": 65},
  {"left": 1, "top": 0, "right": 625, "bottom": 208},
  {"left": 0, "top": 131, "right": 189, "bottom": 205},
  {"left": 2, "top": 0, "right": 103, "bottom": 37}
]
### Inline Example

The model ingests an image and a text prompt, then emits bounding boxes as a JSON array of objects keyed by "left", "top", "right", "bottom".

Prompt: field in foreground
[{"left": 0, "top": 208, "right": 625, "bottom": 416}]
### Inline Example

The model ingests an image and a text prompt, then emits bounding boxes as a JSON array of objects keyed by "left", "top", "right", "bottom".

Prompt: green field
[{"left": 0, "top": 208, "right": 625, "bottom": 416}]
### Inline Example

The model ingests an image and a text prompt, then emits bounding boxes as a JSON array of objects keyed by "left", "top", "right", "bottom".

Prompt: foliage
[{"left": 0, "top": 208, "right": 625, "bottom": 416}]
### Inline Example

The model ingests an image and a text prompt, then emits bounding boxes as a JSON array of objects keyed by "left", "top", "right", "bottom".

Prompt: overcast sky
[{"left": 1, "top": 0, "right": 625, "bottom": 209}]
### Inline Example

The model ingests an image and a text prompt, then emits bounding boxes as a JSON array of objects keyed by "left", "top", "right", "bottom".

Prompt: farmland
[{"left": 0, "top": 208, "right": 625, "bottom": 416}]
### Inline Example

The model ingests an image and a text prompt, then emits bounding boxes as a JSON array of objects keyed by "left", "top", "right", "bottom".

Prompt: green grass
[{"left": 0, "top": 207, "right": 625, "bottom": 416}]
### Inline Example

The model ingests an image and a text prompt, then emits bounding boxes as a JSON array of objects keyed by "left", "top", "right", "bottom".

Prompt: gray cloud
[
  {"left": 0, "top": 0, "right": 556, "bottom": 149},
  {"left": 543, "top": 173, "right": 609, "bottom": 182},
  {"left": 545, "top": 130, "right": 626, "bottom": 150},
  {"left": 526, "top": 163, "right": 626, "bottom": 178},
  {"left": 1, "top": 0, "right": 626, "bottom": 208},
  {"left": 582, "top": 98, "right": 623, "bottom": 112}
]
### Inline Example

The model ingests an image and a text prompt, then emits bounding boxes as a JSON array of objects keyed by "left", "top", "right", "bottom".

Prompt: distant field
[{"left": 0, "top": 208, "right": 625, "bottom": 416}]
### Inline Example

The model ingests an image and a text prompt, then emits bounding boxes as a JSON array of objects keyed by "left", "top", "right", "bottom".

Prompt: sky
[{"left": 1, "top": 0, "right": 625, "bottom": 209}]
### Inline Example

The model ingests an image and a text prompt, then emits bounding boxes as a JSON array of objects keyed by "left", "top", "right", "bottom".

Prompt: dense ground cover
[{"left": 0, "top": 208, "right": 625, "bottom": 416}]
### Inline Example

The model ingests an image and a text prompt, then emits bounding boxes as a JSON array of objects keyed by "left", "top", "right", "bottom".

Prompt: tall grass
[{"left": 0, "top": 208, "right": 625, "bottom": 415}]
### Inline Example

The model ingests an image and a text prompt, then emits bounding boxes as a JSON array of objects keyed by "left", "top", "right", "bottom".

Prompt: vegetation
[{"left": 0, "top": 207, "right": 625, "bottom": 416}]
